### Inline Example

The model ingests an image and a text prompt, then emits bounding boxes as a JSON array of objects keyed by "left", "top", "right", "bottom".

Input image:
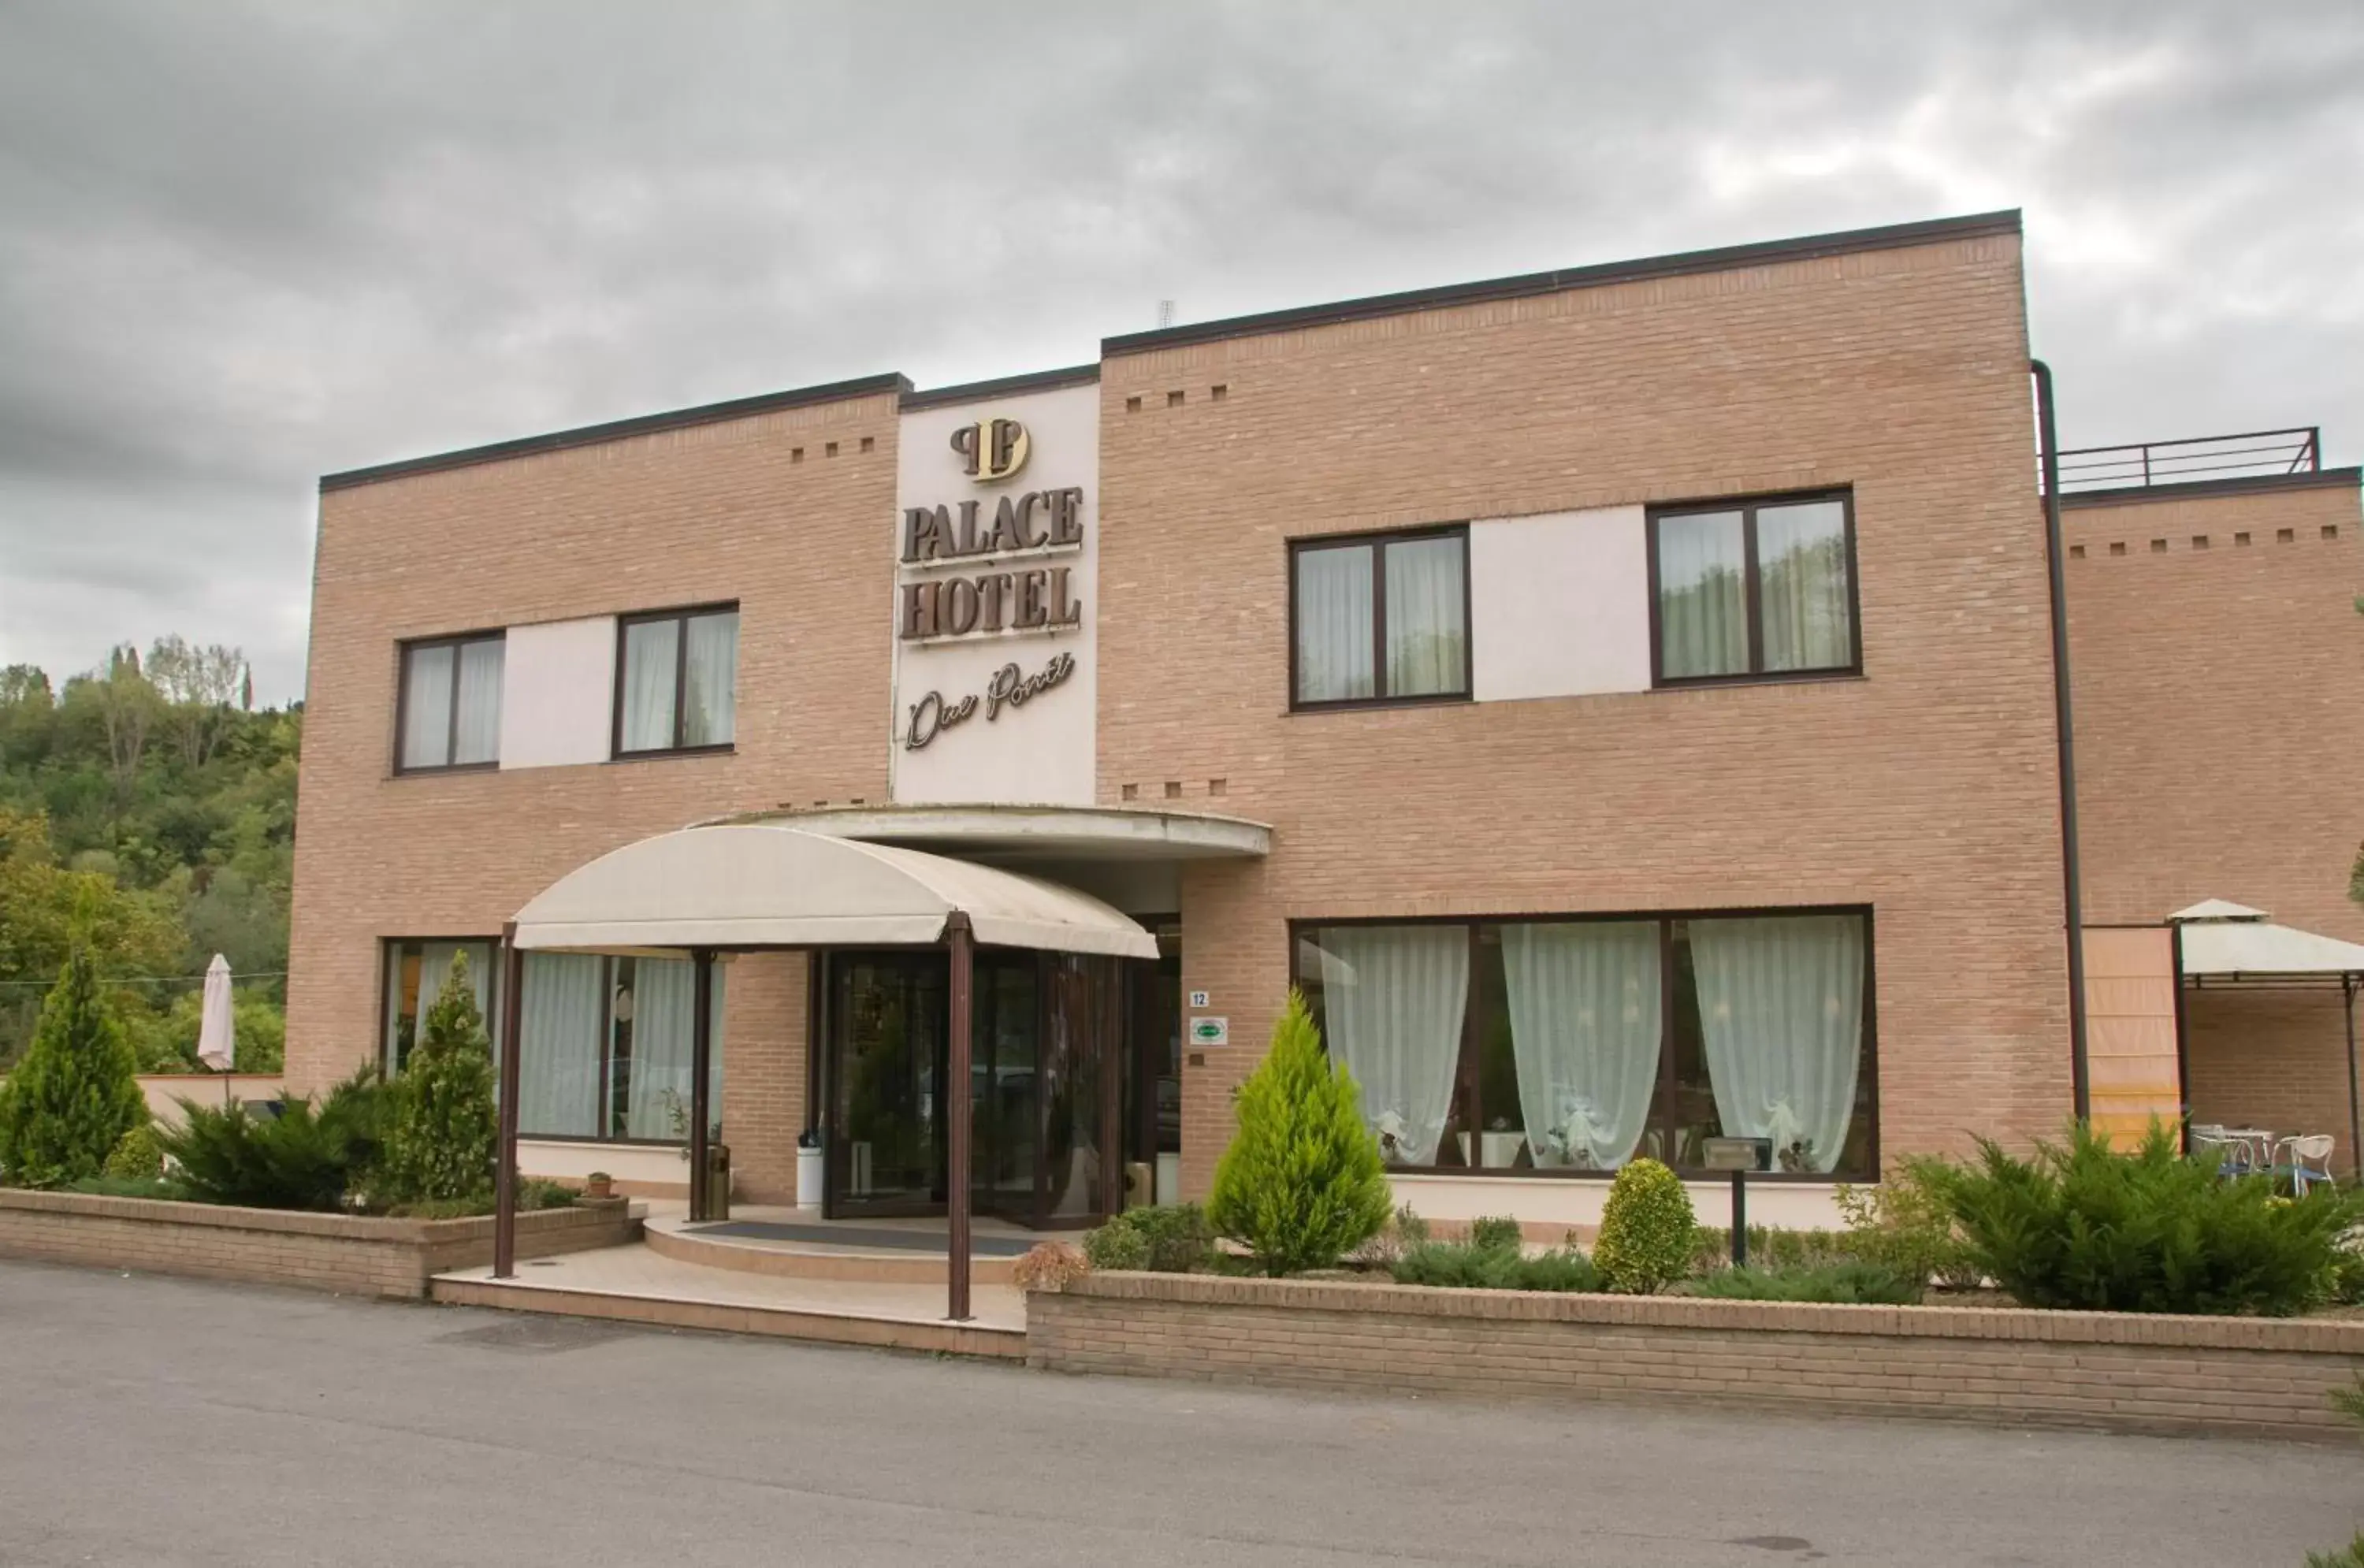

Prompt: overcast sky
[{"left": 2, "top": 1, "right": 2357, "bottom": 704}]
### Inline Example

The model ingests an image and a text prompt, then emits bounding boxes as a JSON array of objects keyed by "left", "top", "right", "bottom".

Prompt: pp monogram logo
[{"left": 950, "top": 417, "right": 1029, "bottom": 482}]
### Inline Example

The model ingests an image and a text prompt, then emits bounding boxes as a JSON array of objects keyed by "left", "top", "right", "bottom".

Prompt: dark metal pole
[
  {"left": 1730, "top": 1170, "right": 1748, "bottom": 1268},
  {"left": 2033, "top": 359, "right": 2091, "bottom": 1121},
  {"left": 690, "top": 949, "right": 713, "bottom": 1223},
  {"left": 493, "top": 923, "right": 525, "bottom": 1279},
  {"left": 2344, "top": 976, "right": 2361, "bottom": 1182},
  {"left": 946, "top": 913, "right": 975, "bottom": 1322}
]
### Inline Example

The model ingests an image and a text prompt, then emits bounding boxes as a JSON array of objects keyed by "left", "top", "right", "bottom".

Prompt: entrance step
[{"left": 645, "top": 1215, "right": 1027, "bottom": 1285}]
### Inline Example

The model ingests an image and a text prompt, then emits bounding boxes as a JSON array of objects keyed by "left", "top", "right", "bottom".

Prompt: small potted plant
[{"left": 582, "top": 1171, "right": 615, "bottom": 1201}]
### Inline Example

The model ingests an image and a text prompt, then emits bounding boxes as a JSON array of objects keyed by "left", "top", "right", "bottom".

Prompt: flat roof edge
[
  {"left": 900, "top": 363, "right": 1100, "bottom": 412},
  {"left": 319, "top": 371, "right": 914, "bottom": 492},
  {"left": 1101, "top": 209, "right": 2024, "bottom": 356},
  {"left": 2059, "top": 466, "right": 2362, "bottom": 510}
]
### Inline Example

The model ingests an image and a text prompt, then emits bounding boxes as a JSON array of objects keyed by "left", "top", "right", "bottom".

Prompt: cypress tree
[
  {"left": 0, "top": 948, "right": 147, "bottom": 1187},
  {"left": 1207, "top": 989, "right": 1392, "bottom": 1276},
  {"left": 375, "top": 952, "right": 499, "bottom": 1206}
]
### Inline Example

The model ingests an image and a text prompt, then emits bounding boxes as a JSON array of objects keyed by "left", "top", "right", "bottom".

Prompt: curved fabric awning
[{"left": 510, "top": 824, "right": 1156, "bottom": 959}]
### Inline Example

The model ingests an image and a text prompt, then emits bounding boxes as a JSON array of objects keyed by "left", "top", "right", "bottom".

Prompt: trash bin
[
  {"left": 796, "top": 1128, "right": 823, "bottom": 1214},
  {"left": 703, "top": 1143, "right": 731, "bottom": 1222}
]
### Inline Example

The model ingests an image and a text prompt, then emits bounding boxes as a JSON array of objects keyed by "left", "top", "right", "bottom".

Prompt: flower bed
[
  {"left": 0, "top": 1187, "right": 637, "bottom": 1299},
  {"left": 1026, "top": 1270, "right": 2364, "bottom": 1441}
]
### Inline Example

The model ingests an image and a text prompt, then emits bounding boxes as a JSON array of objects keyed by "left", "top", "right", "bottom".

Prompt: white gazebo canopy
[
  {"left": 2169, "top": 899, "right": 2364, "bottom": 980},
  {"left": 509, "top": 823, "right": 1157, "bottom": 960}
]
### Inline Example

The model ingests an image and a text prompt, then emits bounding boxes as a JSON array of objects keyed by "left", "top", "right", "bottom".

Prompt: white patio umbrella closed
[{"left": 196, "top": 953, "right": 235, "bottom": 1103}]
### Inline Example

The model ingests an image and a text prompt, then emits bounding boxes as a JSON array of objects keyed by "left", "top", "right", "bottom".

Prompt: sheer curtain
[
  {"left": 619, "top": 619, "right": 678, "bottom": 751},
  {"left": 1689, "top": 916, "right": 1864, "bottom": 1172},
  {"left": 1295, "top": 544, "right": 1373, "bottom": 701},
  {"left": 401, "top": 645, "right": 454, "bottom": 767},
  {"left": 1757, "top": 501, "right": 1852, "bottom": 671},
  {"left": 518, "top": 953, "right": 602, "bottom": 1137},
  {"left": 1383, "top": 535, "right": 1466, "bottom": 696},
  {"left": 1656, "top": 511, "right": 1748, "bottom": 678},
  {"left": 415, "top": 942, "right": 490, "bottom": 1031},
  {"left": 682, "top": 611, "right": 738, "bottom": 747},
  {"left": 452, "top": 639, "right": 504, "bottom": 764},
  {"left": 626, "top": 960, "right": 727, "bottom": 1140},
  {"left": 1502, "top": 921, "right": 1662, "bottom": 1169},
  {"left": 1319, "top": 926, "right": 1468, "bottom": 1165}
]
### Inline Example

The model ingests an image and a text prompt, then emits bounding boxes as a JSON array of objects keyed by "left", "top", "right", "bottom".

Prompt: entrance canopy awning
[
  {"left": 2171, "top": 899, "right": 2364, "bottom": 982},
  {"left": 509, "top": 824, "right": 1157, "bottom": 960}
]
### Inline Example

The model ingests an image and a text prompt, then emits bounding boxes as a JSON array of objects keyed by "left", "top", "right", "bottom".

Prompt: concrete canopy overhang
[
  {"left": 706, "top": 804, "right": 1273, "bottom": 864},
  {"left": 507, "top": 823, "right": 1157, "bottom": 960}
]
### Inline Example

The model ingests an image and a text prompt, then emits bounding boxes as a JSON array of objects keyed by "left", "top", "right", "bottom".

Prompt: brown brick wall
[
  {"left": 0, "top": 1191, "right": 637, "bottom": 1299},
  {"left": 1028, "top": 1273, "right": 2364, "bottom": 1440},
  {"left": 2063, "top": 477, "right": 2364, "bottom": 1161},
  {"left": 1097, "top": 232, "right": 2071, "bottom": 1191},
  {"left": 286, "top": 393, "right": 894, "bottom": 1166}
]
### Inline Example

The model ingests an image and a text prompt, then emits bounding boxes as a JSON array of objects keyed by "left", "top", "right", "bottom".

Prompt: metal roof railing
[{"left": 2047, "top": 426, "right": 2321, "bottom": 495}]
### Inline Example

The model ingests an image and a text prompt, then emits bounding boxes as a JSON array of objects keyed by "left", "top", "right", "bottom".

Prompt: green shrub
[
  {"left": 1684, "top": 1261, "right": 1922, "bottom": 1305},
  {"left": 377, "top": 953, "right": 498, "bottom": 1208},
  {"left": 0, "top": 949, "right": 148, "bottom": 1187},
  {"left": 1836, "top": 1163, "right": 1980, "bottom": 1290},
  {"left": 1927, "top": 1121, "right": 2362, "bottom": 1316},
  {"left": 1206, "top": 990, "right": 1392, "bottom": 1276},
  {"left": 159, "top": 1067, "right": 387, "bottom": 1211},
  {"left": 388, "top": 1178, "right": 578, "bottom": 1221},
  {"left": 1127, "top": 1203, "right": 1216, "bottom": 1272},
  {"left": 1690, "top": 1225, "right": 1860, "bottom": 1275},
  {"left": 1392, "top": 1240, "right": 1600, "bottom": 1293},
  {"left": 1081, "top": 1219, "right": 1150, "bottom": 1271},
  {"left": 2307, "top": 1536, "right": 2364, "bottom": 1568},
  {"left": 66, "top": 1172, "right": 182, "bottom": 1200},
  {"left": 2332, "top": 1229, "right": 2364, "bottom": 1305},
  {"left": 1467, "top": 1215, "right": 1524, "bottom": 1255},
  {"left": 103, "top": 1123, "right": 165, "bottom": 1181},
  {"left": 1593, "top": 1159, "right": 1697, "bottom": 1295},
  {"left": 1349, "top": 1203, "right": 1430, "bottom": 1268}
]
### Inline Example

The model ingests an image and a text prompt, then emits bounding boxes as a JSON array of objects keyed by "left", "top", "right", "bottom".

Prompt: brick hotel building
[{"left": 284, "top": 210, "right": 2364, "bottom": 1231}]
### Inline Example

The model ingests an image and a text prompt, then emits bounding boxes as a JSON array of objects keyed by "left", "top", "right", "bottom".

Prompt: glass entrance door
[{"left": 827, "top": 952, "right": 946, "bottom": 1217}]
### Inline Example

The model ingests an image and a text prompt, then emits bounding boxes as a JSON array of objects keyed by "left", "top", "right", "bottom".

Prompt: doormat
[{"left": 686, "top": 1220, "right": 1039, "bottom": 1257}]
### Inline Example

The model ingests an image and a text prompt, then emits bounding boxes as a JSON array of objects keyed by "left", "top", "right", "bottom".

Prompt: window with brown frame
[
  {"left": 395, "top": 632, "right": 504, "bottom": 773},
  {"left": 612, "top": 604, "right": 739, "bottom": 757},
  {"left": 1648, "top": 492, "right": 1858, "bottom": 685},
  {"left": 1288, "top": 526, "right": 1470, "bottom": 708},
  {"left": 1292, "top": 908, "right": 1875, "bottom": 1180}
]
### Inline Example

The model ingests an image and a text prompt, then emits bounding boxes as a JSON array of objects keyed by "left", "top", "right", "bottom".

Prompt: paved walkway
[{"left": 4, "top": 1258, "right": 2360, "bottom": 1567}]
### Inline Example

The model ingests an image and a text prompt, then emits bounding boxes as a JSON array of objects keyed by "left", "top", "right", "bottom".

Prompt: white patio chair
[
  {"left": 2189, "top": 1124, "right": 2242, "bottom": 1176},
  {"left": 2281, "top": 1134, "right": 2336, "bottom": 1196}
]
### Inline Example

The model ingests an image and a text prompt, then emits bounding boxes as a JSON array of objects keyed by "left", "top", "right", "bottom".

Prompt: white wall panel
[
  {"left": 497, "top": 616, "right": 617, "bottom": 769},
  {"left": 1469, "top": 506, "right": 1652, "bottom": 702}
]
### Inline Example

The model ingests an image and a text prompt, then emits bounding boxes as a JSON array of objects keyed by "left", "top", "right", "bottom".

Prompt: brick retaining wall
[
  {"left": 0, "top": 1190, "right": 638, "bottom": 1299},
  {"left": 1028, "top": 1273, "right": 2364, "bottom": 1441}
]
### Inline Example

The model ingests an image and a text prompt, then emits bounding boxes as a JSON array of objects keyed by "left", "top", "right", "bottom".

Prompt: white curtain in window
[
  {"left": 1657, "top": 511, "right": 1748, "bottom": 678},
  {"left": 518, "top": 953, "right": 602, "bottom": 1137},
  {"left": 452, "top": 639, "right": 505, "bottom": 764},
  {"left": 401, "top": 645, "right": 454, "bottom": 767},
  {"left": 1384, "top": 535, "right": 1466, "bottom": 696},
  {"left": 1502, "top": 921, "right": 1662, "bottom": 1169},
  {"left": 1689, "top": 916, "right": 1864, "bottom": 1173},
  {"left": 1757, "top": 501, "right": 1852, "bottom": 672},
  {"left": 1295, "top": 545, "right": 1373, "bottom": 701},
  {"left": 1319, "top": 926, "right": 1468, "bottom": 1165},
  {"left": 414, "top": 942, "right": 491, "bottom": 1035},
  {"left": 619, "top": 619, "right": 678, "bottom": 751},
  {"left": 626, "top": 960, "right": 727, "bottom": 1140},
  {"left": 682, "top": 611, "right": 738, "bottom": 747}
]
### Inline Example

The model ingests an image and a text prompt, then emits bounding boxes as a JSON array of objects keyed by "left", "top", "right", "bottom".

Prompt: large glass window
[
  {"left": 396, "top": 634, "right": 504, "bottom": 771},
  {"left": 381, "top": 942, "right": 723, "bottom": 1142},
  {"left": 615, "top": 605, "right": 739, "bottom": 756},
  {"left": 1290, "top": 528, "right": 1468, "bottom": 708},
  {"left": 1295, "top": 909, "right": 1874, "bottom": 1177},
  {"left": 1650, "top": 493, "right": 1856, "bottom": 683}
]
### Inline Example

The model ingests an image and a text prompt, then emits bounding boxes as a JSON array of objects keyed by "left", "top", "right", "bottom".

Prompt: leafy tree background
[{"left": 0, "top": 640, "right": 297, "bottom": 1073}]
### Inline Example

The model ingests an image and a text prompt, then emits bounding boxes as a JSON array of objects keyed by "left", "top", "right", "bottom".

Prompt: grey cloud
[{"left": 0, "top": 0, "right": 2356, "bottom": 704}]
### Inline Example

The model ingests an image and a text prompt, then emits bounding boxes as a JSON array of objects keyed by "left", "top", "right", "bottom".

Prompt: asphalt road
[{"left": 1, "top": 1260, "right": 2357, "bottom": 1567}]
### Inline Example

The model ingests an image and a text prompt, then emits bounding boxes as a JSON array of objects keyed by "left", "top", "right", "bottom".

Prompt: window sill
[
  {"left": 1288, "top": 692, "right": 1473, "bottom": 716},
  {"left": 1388, "top": 1166, "right": 1867, "bottom": 1184},
  {"left": 608, "top": 743, "right": 738, "bottom": 764},
  {"left": 1652, "top": 667, "right": 1864, "bottom": 693},
  {"left": 389, "top": 761, "right": 500, "bottom": 779}
]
